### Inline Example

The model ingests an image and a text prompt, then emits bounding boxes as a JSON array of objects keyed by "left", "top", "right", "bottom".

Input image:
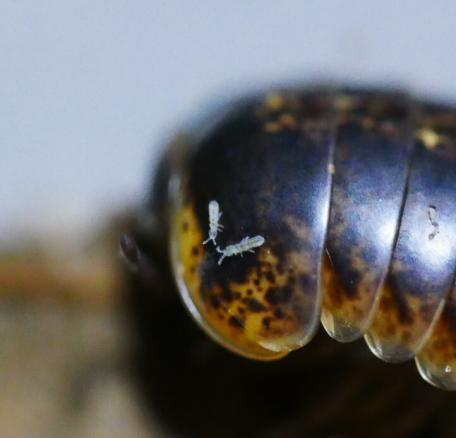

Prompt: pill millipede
[{"left": 126, "top": 84, "right": 456, "bottom": 391}]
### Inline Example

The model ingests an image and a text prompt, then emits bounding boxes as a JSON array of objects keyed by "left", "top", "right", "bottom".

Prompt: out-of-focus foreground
[{"left": 0, "top": 213, "right": 158, "bottom": 437}]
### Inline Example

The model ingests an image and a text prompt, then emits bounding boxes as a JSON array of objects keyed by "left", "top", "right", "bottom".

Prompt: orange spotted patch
[{"left": 172, "top": 203, "right": 287, "bottom": 360}]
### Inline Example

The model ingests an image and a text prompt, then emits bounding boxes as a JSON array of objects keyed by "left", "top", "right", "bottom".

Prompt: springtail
[
  {"left": 203, "top": 200, "right": 223, "bottom": 245},
  {"left": 216, "top": 235, "right": 265, "bottom": 265}
]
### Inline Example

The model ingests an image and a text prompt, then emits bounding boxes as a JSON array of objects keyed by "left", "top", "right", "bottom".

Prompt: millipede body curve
[{"left": 150, "top": 86, "right": 456, "bottom": 390}]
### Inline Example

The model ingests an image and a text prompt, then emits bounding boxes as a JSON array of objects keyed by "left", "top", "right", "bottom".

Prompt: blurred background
[{"left": 2, "top": 1, "right": 456, "bottom": 436}]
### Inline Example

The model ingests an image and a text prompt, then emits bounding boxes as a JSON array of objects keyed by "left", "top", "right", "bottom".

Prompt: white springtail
[
  {"left": 203, "top": 200, "right": 223, "bottom": 245},
  {"left": 428, "top": 205, "right": 440, "bottom": 240},
  {"left": 216, "top": 235, "right": 265, "bottom": 266}
]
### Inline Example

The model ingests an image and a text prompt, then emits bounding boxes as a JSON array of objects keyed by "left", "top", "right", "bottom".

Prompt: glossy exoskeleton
[{"left": 135, "top": 86, "right": 456, "bottom": 391}]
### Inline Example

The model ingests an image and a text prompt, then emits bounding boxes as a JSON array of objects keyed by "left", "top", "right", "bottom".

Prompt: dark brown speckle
[{"left": 265, "top": 286, "right": 293, "bottom": 306}]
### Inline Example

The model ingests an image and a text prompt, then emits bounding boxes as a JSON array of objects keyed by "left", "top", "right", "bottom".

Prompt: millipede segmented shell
[{"left": 154, "top": 86, "right": 456, "bottom": 390}]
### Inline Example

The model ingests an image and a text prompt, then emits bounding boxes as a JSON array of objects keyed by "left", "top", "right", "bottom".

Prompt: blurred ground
[
  {"left": 0, "top": 305, "right": 152, "bottom": 438},
  {"left": 0, "top": 215, "right": 160, "bottom": 437}
]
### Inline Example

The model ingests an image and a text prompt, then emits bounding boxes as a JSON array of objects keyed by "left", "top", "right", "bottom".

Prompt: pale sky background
[{"left": 2, "top": 1, "right": 456, "bottom": 243}]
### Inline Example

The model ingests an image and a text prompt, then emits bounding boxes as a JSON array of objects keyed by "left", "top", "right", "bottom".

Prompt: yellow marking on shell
[
  {"left": 334, "top": 95, "right": 355, "bottom": 112},
  {"left": 264, "top": 121, "right": 281, "bottom": 133},
  {"left": 366, "top": 278, "right": 445, "bottom": 360},
  {"left": 417, "top": 306, "right": 456, "bottom": 390},
  {"left": 416, "top": 128, "right": 440, "bottom": 150},
  {"left": 176, "top": 204, "right": 285, "bottom": 360},
  {"left": 421, "top": 312, "right": 456, "bottom": 367},
  {"left": 236, "top": 214, "right": 318, "bottom": 351},
  {"left": 222, "top": 247, "right": 317, "bottom": 352},
  {"left": 177, "top": 205, "right": 205, "bottom": 308},
  {"left": 265, "top": 93, "right": 285, "bottom": 111},
  {"left": 321, "top": 248, "right": 380, "bottom": 340},
  {"left": 264, "top": 113, "right": 298, "bottom": 133},
  {"left": 279, "top": 113, "right": 298, "bottom": 129},
  {"left": 177, "top": 212, "right": 319, "bottom": 354}
]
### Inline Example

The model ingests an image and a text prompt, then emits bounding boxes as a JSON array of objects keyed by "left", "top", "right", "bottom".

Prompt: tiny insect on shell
[
  {"left": 203, "top": 200, "right": 223, "bottom": 245},
  {"left": 216, "top": 235, "right": 266, "bottom": 265},
  {"left": 428, "top": 205, "right": 440, "bottom": 240}
]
